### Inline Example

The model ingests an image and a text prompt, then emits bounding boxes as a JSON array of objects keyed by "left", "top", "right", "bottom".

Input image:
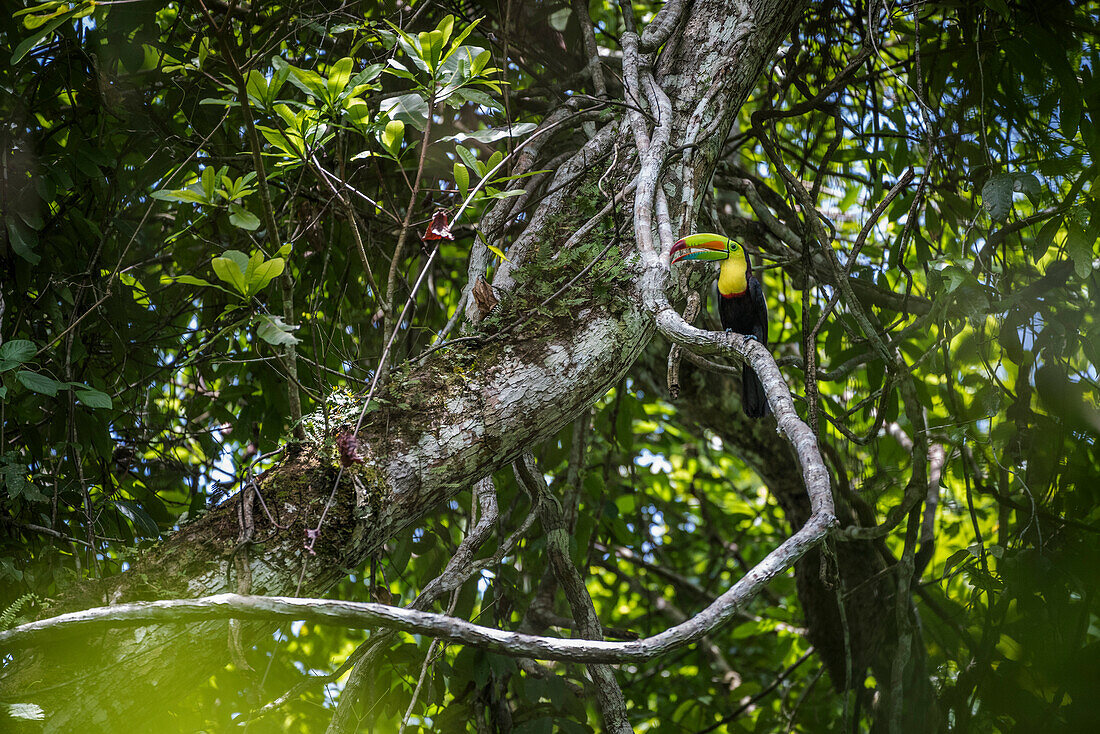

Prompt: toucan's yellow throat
[
  {"left": 718, "top": 255, "right": 749, "bottom": 297},
  {"left": 670, "top": 233, "right": 750, "bottom": 296}
]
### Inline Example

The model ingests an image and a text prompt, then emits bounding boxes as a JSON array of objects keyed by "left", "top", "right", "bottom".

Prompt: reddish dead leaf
[
  {"left": 421, "top": 210, "right": 455, "bottom": 241},
  {"left": 336, "top": 428, "right": 364, "bottom": 467}
]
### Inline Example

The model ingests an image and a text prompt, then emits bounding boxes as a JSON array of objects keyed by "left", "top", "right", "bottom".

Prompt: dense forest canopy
[{"left": 1, "top": 0, "right": 1099, "bottom": 732}]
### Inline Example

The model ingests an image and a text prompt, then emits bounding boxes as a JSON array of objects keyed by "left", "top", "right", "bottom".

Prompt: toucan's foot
[
  {"left": 724, "top": 328, "right": 734, "bottom": 333},
  {"left": 744, "top": 334, "right": 760, "bottom": 343}
]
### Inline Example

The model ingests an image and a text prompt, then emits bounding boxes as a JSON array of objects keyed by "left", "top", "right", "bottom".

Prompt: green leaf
[
  {"left": 201, "top": 166, "right": 216, "bottom": 201},
  {"left": 418, "top": 31, "right": 438, "bottom": 71},
  {"left": 285, "top": 65, "right": 328, "bottom": 100},
  {"left": 10, "top": 6, "right": 81, "bottom": 65},
  {"left": 446, "top": 18, "right": 481, "bottom": 60},
  {"left": 389, "top": 25, "right": 430, "bottom": 76},
  {"left": 212, "top": 253, "right": 249, "bottom": 295},
  {"left": 1014, "top": 172, "right": 1041, "bottom": 199},
  {"left": 16, "top": 370, "right": 63, "bottom": 396},
  {"left": 379, "top": 93, "right": 429, "bottom": 130},
  {"left": 222, "top": 250, "right": 249, "bottom": 272},
  {"left": 981, "top": 174, "right": 1014, "bottom": 222},
  {"left": 6, "top": 220, "right": 40, "bottom": 265},
  {"left": 436, "top": 15, "right": 455, "bottom": 49},
  {"left": 75, "top": 389, "right": 113, "bottom": 410},
  {"left": 171, "top": 274, "right": 215, "bottom": 288},
  {"left": 327, "top": 56, "right": 353, "bottom": 99},
  {"left": 439, "top": 122, "right": 538, "bottom": 145},
  {"left": 151, "top": 187, "right": 208, "bottom": 204},
  {"left": 1065, "top": 221, "right": 1094, "bottom": 278},
  {"left": 228, "top": 203, "right": 261, "bottom": 231},
  {"left": 453, "top": 161, "right": 469, "bottom": 200},
  {"left": 0, "top": 340, "right": 36, "bottom": 371},
  {"left": 245, "top": 69, "right": 268, "bottom": 105},
  {"left": 345, "top": 99, "right": 372, "bottom": 127},
  {"left": 110, "top": 499, "right": 160, "bottom": 538},
  {"left": 943, "top": 547, "right": 975, "bottom": 576},
  {"left": 381, "top": 119, "right": 405, "bottom": 157},
  {"left": 256, "top": 314, "right": 301, "bottom": 346},
  {"left": 1033, "top": 216, "right": 1062, "bottom": 257},
  {"left": 455, "top": 145, "right": 480, "bottom": 172},
  {"left": 247, "top": 257, "right": 285, "bottom": 296},
  {"left": 346, "top": 63, "right": 384, "bottom": 90}
]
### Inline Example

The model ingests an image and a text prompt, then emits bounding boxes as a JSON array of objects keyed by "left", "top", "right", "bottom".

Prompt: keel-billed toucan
[{"left": 671, "top": 233, "right": 769, "bottom": 418}]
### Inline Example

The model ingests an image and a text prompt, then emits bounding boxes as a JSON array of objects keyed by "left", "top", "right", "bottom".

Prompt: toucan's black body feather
[{"left": 718, "top": 276, "right": 769, "bottom": 418}]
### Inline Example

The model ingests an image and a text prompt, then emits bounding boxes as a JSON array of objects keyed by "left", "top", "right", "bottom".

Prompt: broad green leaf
[
  {"left": 483, "top": 188, "right": 525, "bottom": 200},
  {"left": 346, "top": 63, "right": 384, "bottom": 90},
  {"left": 455, "top": 145, "right": 480, "bottom": 172},
  {"left": 247, "top": 257, "right": 285, "bottom": 296},
  {"left": 471, "top": 48, "right": 491, "bottom": 76},
  {"left": 201, "top": 167, "right": 216, "bottom": 201},
  {"left": 327, "top": 57, "right": 353, "bottom": 98},
  {"left": 11, "top": 5, "right": 85, "bottom": 65},
  {"left": 1065, "top": 221, "right": 1094, "bottom": 277},
  {"left": 245, "top": 69, "right": 268, "bottom": 105},
  {"left": 151, "top": 188, "right": 208, "bottom": 204},
  {"left": 439, "top": 122, "right": 538, "bottom": 145},
  {"left": 228, "top": 203, "right": 261, "bottom": 231},
  {"left": 0, "top": 340, "right": 36, "bottom": 371},
  {"left": 436, "top": 15, "right": 455, "bottom": 50},
  {"left": 285, "top": 65, "right": 327, "bottom": 100},
  {"left": 171, "top": 275, "right": 215, "bottom": 288},
  {"left": 75, "top": 389, "right": 113, "bottom": 410},
  {"left": 119, "top": 272, "right": 150, "bottom": 306},
  {"left": 981, "top": 174, "right": 1014, "bottom": 222},
  {"left": 1033, "top": 216, "right": 1062, "bottom": 257},
  {"left": 418, "top": 32, "right": 437, "bottom": 71},
  {"left": 379, "top": 93, "right": 429, "bottom": 130},
  {"left": 386, "top": 23, "right": 430, "bottom": 75},
  {"left": 943, "top": 547, "right": 975, "bottom": 576},
  {"left": 445, "top": 18, "right": 481, "bottom": 60},
  {"left": 217, "top": 249, "right": 245, "bottom": 271},
  {"left": 212, "top": 251, "right": 249, "bottom": 295},
  {"left": 1014, "top": 172, "right": 1041, "bottom": 198},
  {"left": 384, "top": 59, "right": 417, "bottom": 82},
  {"left": 110, "top": 499, "right": 160, "bottom": 537},
  {"left": 345, "top": 99, "right": 372, "bottom": 127},
  {"left": 454, "top": 161, "right": 469, "bottom": 200},
  {"left": 16, "top": 370, "right": 63, "bottom": 396},
  {"left": 6, "top": 220, "right": 40, "bottom": 265},
  {"left": 256, "top": 314, "right": 301, "bottom": 345},
  {"left": 381, "top": 119, "right": 405, "bottom": 157},
  {"left": 258, "top": 125, "right": 303, "bottom": 158}
]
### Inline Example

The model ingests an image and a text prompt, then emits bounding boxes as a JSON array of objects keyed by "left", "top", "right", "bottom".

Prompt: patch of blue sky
[{"left": 636, "top": 448, "right": 672, "bottom": 474}]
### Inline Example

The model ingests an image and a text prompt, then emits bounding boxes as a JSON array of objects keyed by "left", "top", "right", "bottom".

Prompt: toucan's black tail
[{"left": 743, "top": 366, "right": 768, "bottom": 418}]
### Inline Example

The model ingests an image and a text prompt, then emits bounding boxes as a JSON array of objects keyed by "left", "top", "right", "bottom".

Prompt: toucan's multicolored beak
[{"left": 670, "top": 233, "right": 731, "bottom": 263}]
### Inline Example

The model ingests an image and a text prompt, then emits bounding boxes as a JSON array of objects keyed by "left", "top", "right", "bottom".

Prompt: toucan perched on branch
[{"left": 671, "top": 233, "right": 769, "bottom": 418}]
